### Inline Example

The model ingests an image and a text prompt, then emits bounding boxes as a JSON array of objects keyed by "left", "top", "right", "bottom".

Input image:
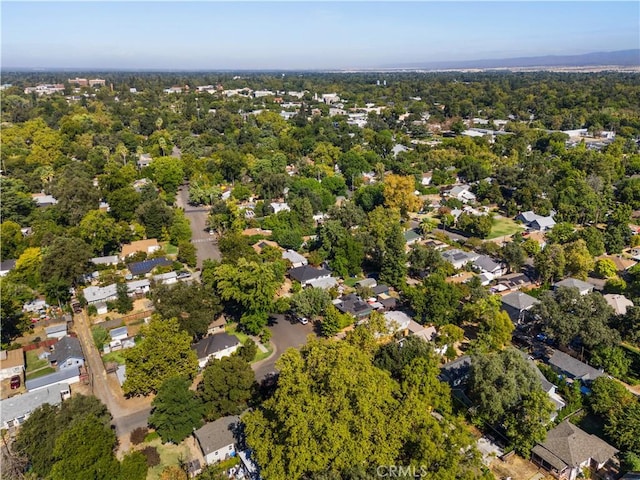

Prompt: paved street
[
  {"left": 176, "top": 185, "right": 221, "bottom": 267},
  {"left": 252, "top": 314, "right": 318, "bottom": 381}
]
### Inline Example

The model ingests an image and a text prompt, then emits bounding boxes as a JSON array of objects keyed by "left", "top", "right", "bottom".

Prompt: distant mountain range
[{"left": 384, "top": 49, "right": 640, "bottom": 70}]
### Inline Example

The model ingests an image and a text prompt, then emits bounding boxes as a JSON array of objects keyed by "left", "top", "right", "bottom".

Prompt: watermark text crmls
[{"left": 376, "top": 465, "right": 429, "bottom": 478}]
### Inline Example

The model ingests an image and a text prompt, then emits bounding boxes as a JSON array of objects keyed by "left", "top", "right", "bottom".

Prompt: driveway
[
  {"left": 73, "top": 311, "right": 152, "bottom": 439},
  {"left": 252, "top": 314, "right": 318, "bottom": 381},
  {"left": 176, "top": 185, "right": 221, "bottom": 267}
]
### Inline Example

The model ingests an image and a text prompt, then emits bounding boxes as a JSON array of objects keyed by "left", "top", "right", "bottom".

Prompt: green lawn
[
  {"left": 226, "top": 323, "right": 273, "bottom": 363},
  {"left": 102, "top": 351, "right": 126, "bottom": 365},
  {"left": 25, "top": 350, "right": 49, "bottom": 373},
  {"left": 145, "top": 438, "right": 190, "bottom": 480},
  {"left": 26, "top": 366, "right": 56, "bottom": 380},
  {"left": 487, "top": 217, "right": 524, "bottom": 239},
  {"left": 161, "top": 242, "right": 178, "bottom": 255}
]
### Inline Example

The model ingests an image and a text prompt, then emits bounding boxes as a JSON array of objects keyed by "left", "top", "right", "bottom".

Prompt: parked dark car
[{"left": 10, "top": 375, "right": 21, "bottom": 389}]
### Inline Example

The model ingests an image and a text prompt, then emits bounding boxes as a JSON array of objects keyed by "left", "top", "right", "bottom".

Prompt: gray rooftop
[
  {"left": 473, "top": 255, "right": 502, "bottom": 273},
  {"left": 548, "top": 349, "right": 603, "bottom": 382},
  {"left": 45, "top": 323, "right": 68, "bottom": 335},
  {"left": 501, "top": 291, "right": 539, "bottom": 311},
  {"left": 282, "top": 249, "right": 307, "bottom": 265},
  {"left": 91, "top": 255, "right": 119, "bottom": 265},
  {"left": 194, "top": 416, "right": 240, "bottom": 454},
  {"left": 1, "top": 384, "right": 68, "bottom": 426},
  {"left": 49, "top": 336, "right": 84, "bottom": 365},
  {"left": 83, "top": 284, "right": 118, "bottom": 303},
  {"left": 25, "top": 367, "right": 80, "bottom": 391},
  {"left": 532, "top": 420, "right": 617, "bottom": 471},
  {"left": 553, "top": 278, "right": 594, "bottom": 293}
]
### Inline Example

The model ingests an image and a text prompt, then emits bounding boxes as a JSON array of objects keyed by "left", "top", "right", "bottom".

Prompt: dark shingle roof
[
  {"left": 439, "top": 355, "right": 472, "bottom": 386},
  {"left": 192, "top": 333, "right": 240, "bottom": 360},
  {"left": 128, "top": 257, "right": 172, "bottom": 276},
  {"left": 194, "top": 416, "right": 239, "bottom": 455},
  {"left": 49, "top": 336, "right": 84, "bottom": 364},
  {"left": 288, "top": 265, "right": 331, "bottom": 283}
]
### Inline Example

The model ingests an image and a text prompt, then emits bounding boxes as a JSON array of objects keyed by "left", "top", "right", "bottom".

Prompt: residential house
[
  {"left": 407, "top": 320, "right": 437, "bottom": 343},
  {"left": 127, "top": 279, "right": 151, "bottom": 296},
  {"left": 472, "top": 255, "right": 506, "bottom": 279},
  {"left": 207, "top": 317, "right": 226, "bottom": 336},
  {"left": 441, "top": 249, "right": 480, "bottom": 269},
  {"left": 32, "top": 193, "right": 58, "bottom": 207},
  {"left": 421, "top": 172, "right": 433, "bottom": 186},
  {"left": 1, "top": 384, "right": 70, "bottom": 429},
  {"left": 355, "top": 278, "right": 377, "bottom": 289},
  {"left": 108, "top": 326, "right": 134, "bottom": 351},
  {"left": 439, "top": 355, "right": 472, "bottom": 387},
  {"left": 553, "top": 278, "right": 594, "bottom": 296},
  {"left": 446, "top": 185, "right": 476, "bottom": 204},
  {"left": 83, "top": 284, "right": 118, "bottom": 305},
  {"left": 334, "top": 294, "right": 372, "bottom": 319},
  {"left": 25, "top": 366, "right": 82, "bottom": 392},
  {"left": 288, "top": 265, "right": 332, "bottom": 287},
  {"left": 91, "top": 255, "right": 119, "bottom": 267},
  {"left": 282, "top": 250, "right": 308, "bottom": 268},
  {"left": 194, "top": 416, "right": 240, "bottom": 465},
  {"left": 547, "top": 349, "right": 604, "bottom": 384},
  {"left": 128, "top": 257, "right": 173, "bottom": 276},
  {"left": 383, "top": 311, "right": 412, "bottom": 336},
  {"left": 49, "top": 336, "right": 84, "bottom": 370},
  {"left": 153, "top": 271, "right": 178, "bottom": 285},
  {"left": 306, "top": 276, "right": 339, "bottom": 290},
  {"left": 120, "top": 239, "right": 160, "bottom": 259},
  {"left": 494, "top": 272, "right": 533, "bottom": 292},
  {"left": 603, "top": 294, "right": 634, "bottom": 315},
  {"left": 500, "top": 291, "right": 540, "bottom": 324},
  {"left": 137, "top": 153, "right": 153, "bottom": 168},
  {"left": 0, "top": 259, "right": 17, "bottom": 277},
  {"left": 516, "top": 210, "right": 556, "bottom": 232},
  {"left": 403, "top": 228, "right": 422, "bottom": 247},
  {"left": 517, "top": 351, "right": 566, "bottom": 417},
  {"left": 252, "top": 240, "right": 280, "bottom": 254},
  {"left": 0, "top": 349, "right": 25, "bottom": 380},
  {"left": 531, "top": 421, "right": 618, "bottom": 480},
  {"left": 192, "top": 333, "right": 241, "bottom": 369},
  {"left": 270, "top": 202, "right": 290, "bottom": 214},
  {"left": 23, "top": 299, "right": 47, "bottom": 313},
  {"left": 45, "top": 323, "right": 68, "bottom": 340},
  {"left": 598, "top": 255, "right": 637, "bottom": 272}
]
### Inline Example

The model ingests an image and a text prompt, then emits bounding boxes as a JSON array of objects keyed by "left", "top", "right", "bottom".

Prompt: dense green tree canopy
[{"left": 123, "top": 316, "right": 199, "bottom": 395}]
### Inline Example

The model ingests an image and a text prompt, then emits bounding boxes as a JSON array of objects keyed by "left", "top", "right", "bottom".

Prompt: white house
[
  {"left": 194, "top": 416, "right": 239, "bottom": 465},
  {"left": 49, "top": 336, "right": 84, "bottom": 371},
  {"left": 282, "top": 250, "right": 308, "bottom": 268},
  {"left": 270, "top": 202, "right": 290, "bottom": 214},
  {"left": 153, "top": 271, "right": 178, "bottom": 285},
  {"left": 446, "top": 185, "right": 476, "bottom": 204},
  {"left": 192, "top": 333, "right": 241, "bottom": 369}
]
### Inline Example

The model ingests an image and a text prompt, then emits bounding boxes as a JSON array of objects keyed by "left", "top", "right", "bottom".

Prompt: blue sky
[{"left": 2, "top": 2, "right": 638, "bottom": 69}]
